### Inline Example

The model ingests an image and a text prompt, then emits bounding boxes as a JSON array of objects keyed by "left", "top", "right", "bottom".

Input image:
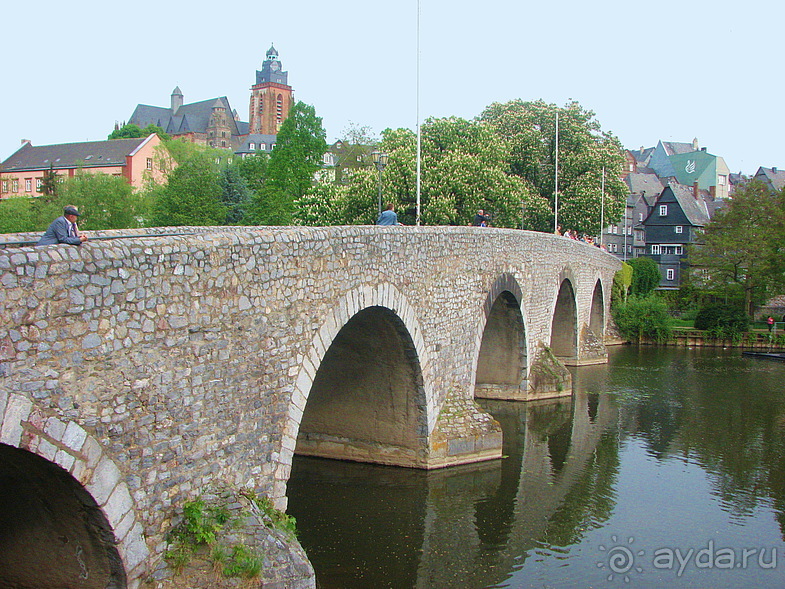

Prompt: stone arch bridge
[{"left": 0, "top": 225, "right": 620, "bottom": 587}]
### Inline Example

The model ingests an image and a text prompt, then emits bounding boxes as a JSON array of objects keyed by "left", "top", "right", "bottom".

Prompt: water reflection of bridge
[{"left": 288, "top": 384, "right": 620, "bottom": 589}]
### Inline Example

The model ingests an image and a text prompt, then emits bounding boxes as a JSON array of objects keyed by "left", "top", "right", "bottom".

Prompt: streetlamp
[{"left": 371, "top": 150, "right": 389, "bottom": 217}]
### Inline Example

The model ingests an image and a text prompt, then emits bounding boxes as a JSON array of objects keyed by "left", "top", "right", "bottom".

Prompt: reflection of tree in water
[
  {"left": 676, "top": 371, "right": 785, "bottom": 535},
  {"left": 612, "top": 347, "right": 785, "bottom": 538}
]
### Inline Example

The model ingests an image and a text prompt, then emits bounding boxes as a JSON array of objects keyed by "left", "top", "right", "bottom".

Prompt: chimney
[
  {"left": 693, "top": 181, "right": 699, "bottom": 199},
  {"left": 21, "top": 139, "right": 31, "bottom": 146},
  {"left": 701, "top": 147, "right": 707, "bottom": 152},
  {"left": 692, "top": 137, "right": 699, "bottom": 151},
  {"left": 773, "top": 167, "right": 778, "bottom": 173}
]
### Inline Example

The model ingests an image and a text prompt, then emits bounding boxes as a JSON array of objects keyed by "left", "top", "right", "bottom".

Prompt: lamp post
[{"left": 371, "top": 150, "right": 388, "bottom": 217}]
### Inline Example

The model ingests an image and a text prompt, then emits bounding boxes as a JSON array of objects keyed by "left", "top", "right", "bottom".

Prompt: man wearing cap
[{"left": 37, "top": 205, "right": 88, "bottom": 246}]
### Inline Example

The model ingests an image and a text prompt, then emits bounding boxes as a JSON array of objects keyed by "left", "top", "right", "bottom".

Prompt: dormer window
[{"left": 249, "top": 143, "right": 256, "bottom": 150}]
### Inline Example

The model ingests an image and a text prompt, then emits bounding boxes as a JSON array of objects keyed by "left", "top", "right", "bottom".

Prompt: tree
[
  {"left": 109, "top": 123, "right": 170, "bottom": 141},
  {"left": 628, "top": 257, "right": 661, "bottom": 297},
  {"left": 250, "top": 101, "right": 327, "bottom": 225},
  {"left": 57, "top": 173, "right": 145, "bottom": 229},
  {"left": 333, "top": 119, "right": 538, "bottom": 227},
  {"left": 479, "top": 99, "right": 627, "bottom": 234},
  {"left": 151, "top": 157, "right": 226, "bottom": 227},
  {"left": 687, "top": 179, "right": 785, "bottom": 316},
  {"left": 219, "top": 166, "right": 253, "bottom": 224},
  {"left": 237, "top": 153, "right": 270, "bottom": 194},
  {"left": 40, "top": 164, "right": 59, "bottom": 197}
]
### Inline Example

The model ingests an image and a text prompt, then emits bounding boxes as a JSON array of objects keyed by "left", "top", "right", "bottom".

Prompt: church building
[{"left": 127, "top": 45, "right": 293, "bottom": 155}]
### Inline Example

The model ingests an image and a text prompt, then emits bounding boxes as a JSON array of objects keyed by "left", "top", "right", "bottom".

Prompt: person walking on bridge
[{"left": 37, "top": 205, "right": 88, "bottom": 246}]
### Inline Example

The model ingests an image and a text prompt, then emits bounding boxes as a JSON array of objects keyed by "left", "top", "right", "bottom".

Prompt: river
[{"left": 287, "top": 346, "right": 785, "bottom": 588}]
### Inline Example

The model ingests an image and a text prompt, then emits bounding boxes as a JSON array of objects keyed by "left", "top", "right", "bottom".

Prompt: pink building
[{"left": 0, "top": 134, "right": 172, "bottom": 198}]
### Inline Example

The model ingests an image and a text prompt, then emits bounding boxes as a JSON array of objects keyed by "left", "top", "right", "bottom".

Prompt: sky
[{"left": 2, "top": 0, "right": 782, "bottom": 175}]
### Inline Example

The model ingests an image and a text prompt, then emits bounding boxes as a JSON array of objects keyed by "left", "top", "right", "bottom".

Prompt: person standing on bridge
[
  {"left": 37, "top": 205, "right": 88, "bottom": 246},
  {"left": 472, "top": 209, "right": 489, "bottom": 227},
  {"left": 377, "top": 203, "right": 402, "bottom": 226}
]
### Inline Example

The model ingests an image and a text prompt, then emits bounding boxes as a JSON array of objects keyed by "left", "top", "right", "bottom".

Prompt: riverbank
[{"left": 624, "top": 328, "right": 785, "bottom": 350}]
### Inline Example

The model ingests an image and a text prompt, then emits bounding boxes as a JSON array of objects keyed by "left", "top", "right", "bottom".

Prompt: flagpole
[
  {"left": 600, "top": 166, "right": 605, "bottom": 247},
  {"left": 554, "top": 111, "right": 559, "bottom": 233},
  {"left": 415, "top": 0, "right": 422, "bottom": 226}
]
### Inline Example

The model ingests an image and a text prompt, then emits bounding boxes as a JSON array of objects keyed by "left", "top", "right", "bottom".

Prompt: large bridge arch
[
  {"left": 473, "top": 273, "right": 530, "bottom": 401},
  {"left": 275, "top": 284, "right": 435, "bottom": 501},
  {"left": 0, "top": 394, "right": 148, "bottom": 587}
]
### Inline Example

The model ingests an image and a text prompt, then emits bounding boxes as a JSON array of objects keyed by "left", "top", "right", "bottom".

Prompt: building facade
[{"left": 0, "top": 135, "right": 169, "bottom": 198}]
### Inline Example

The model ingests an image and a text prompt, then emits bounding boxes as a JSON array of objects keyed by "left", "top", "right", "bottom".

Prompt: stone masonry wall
[{"left": 0, "top": 225, "right": 620, "bottom": 585}]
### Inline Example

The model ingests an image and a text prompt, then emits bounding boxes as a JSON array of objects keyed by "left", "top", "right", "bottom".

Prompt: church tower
[{"left": 249, "top": 45, "right": 294, "bottom": 135}]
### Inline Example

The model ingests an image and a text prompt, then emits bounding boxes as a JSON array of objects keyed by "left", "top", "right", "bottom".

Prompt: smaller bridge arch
[
  {"left": 0, "top": 393, "right": 149, "bottom": 588},
  {"left": 578, "top": 278, "right": 610, "bottom": 365},
  {"left": 473, "top": 273, "right": 530, "bottom": 401},
  {"left": 550, "top": 270, "right": 579, "bottom": 364}
]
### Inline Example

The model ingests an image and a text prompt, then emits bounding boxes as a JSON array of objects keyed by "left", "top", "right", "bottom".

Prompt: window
[
  {"left": 613, "top": 244, "right": 618, "bottom": 253},
  {"left": 221, "top": 141, "right": 226, "bottom": 147},
  {"left": 249, "top": 143, "right": 256, "bottom": 150},
  {"left": 638, "top": 212, "right": 644, "bottom": 222},
  {"left": 718, "top": 174, "right": 727, "bottom": 186},
  {"left": 146, "top": 158, "right": 153, "bottom": 170},
  {"left": 659, "top": 205, "right": 668, "bottom": 216},
  {"left": 675, "top": 225, "right": 683, "bottom": 234},
  {"left": 666, "top": 269, "right": 675, "bottom": 281},
  {"left": 1, "top": 180, "right": 7, "bottom": 193},
  {"left": 260, "top": 144, "right": 266, "bottom": 151},
  {"left": 675, "top": 245, "right": 683, "bottom": 255},
  {"left": 651, "top": 244, "right": 661, "bottom": 255},
  {"left": 25, "top": 179, "right": 32, "bottom": 192},
  {"left": 36, "top": 178, "right": 43, "bottom": 191},
  {"left": 12, "top": 179, "right": 19, "bottom": 193}
]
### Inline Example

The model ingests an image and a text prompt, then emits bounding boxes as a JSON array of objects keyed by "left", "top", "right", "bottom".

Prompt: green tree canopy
[
  {"left": 56, "top": 173, "right": 144, "bottom": 229},
  {"left": 151, "top": 156, "right": 226, "bottom": 227},
  {"left": 109, "top": 123, "right": 170, "bottom": 141},
  {"left": 320, "top": 118, "right": 540, "bottom": 227},
  {"left": 250, "top": 101, "right": 327, "bottom": 225},
  {"left": 219, "top": 166, "right": 253, "bottom": 224},
  {"left": 687, "top": 179, "right": 785, "bottom": 316},
  {"left": 628, "top": 257, "right": 661, "bottom": 297},
  {"left": 479, "top": 99, "right": 627, "bottom": 234}
]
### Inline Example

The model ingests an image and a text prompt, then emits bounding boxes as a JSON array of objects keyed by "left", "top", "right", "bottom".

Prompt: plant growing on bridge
[
  {"left": 241, "top": 489, "right": 298, "bottom": 540},
  {"left": 165, "top": 498, "right": 231, "bottom": 571}
]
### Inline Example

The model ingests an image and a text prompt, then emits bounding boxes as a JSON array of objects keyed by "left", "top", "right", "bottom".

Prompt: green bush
[
  {"left": 0, "top": 197, "right": 38, "bottom": 233},
  {"left": 611, "top": 294, "right": 674, "bottom": 343},
  {"left": 627, "top": 257, "right": 661, "bottom": 297},
  {"left": 694, "top": 303, "right": 749, "bottom": 334}
]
